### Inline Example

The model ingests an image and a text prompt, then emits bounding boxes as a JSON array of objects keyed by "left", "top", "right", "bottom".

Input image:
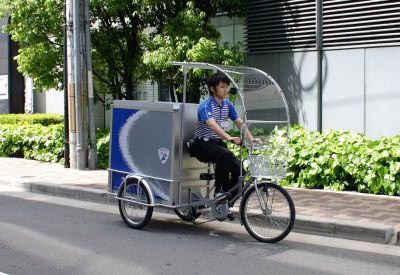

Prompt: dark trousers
[{"left": 194, "top": 139, "right": 243, "bottom": 195}]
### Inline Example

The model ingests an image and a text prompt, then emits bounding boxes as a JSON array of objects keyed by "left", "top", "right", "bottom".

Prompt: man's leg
[
  {"left": 227, "top": 156, "right": 245, "bottom": 200},
  {"left": 214, "top": 146, "right": 238, "bottom": 194},
  {"left": 195, "top": 140, "right": 229, "bottom": 193}
]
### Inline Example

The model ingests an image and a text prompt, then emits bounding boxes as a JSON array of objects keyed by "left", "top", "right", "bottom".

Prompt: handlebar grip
[{"left": 229, "top": 139, "right": 243, "bottom": 146}]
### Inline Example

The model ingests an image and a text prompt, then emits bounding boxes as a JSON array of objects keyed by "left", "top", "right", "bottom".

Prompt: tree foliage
[
  {"left": 0, "top": 0, "right": 64, "bottom": 89},
  {"left": 0, "top": 0, "right": 244, "bottom": 101},
  {"left": 143, "top": 2, "right": 244, "bottom": 102}
]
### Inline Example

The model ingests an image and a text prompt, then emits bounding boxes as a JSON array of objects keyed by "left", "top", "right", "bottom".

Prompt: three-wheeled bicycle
[{"left": 108, "top": 62, "right": 295, "bottom": 243}]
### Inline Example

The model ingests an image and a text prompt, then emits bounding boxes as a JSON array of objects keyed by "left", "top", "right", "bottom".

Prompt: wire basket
[{"left": 247, "top": 154, "right": 287, "bottom": 179}]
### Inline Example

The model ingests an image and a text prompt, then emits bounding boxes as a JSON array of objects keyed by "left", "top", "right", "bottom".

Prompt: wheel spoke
[
  {"left": 241, "top": 183, "right": 294, "bottom": 243},
  {"left": 118, "top": 181, "right": 153, "bottom": 229}
]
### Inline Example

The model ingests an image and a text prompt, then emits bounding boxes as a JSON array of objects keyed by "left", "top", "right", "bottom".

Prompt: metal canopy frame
[{"left": 169, "top": 61, "right": 291, "bottom": 127}]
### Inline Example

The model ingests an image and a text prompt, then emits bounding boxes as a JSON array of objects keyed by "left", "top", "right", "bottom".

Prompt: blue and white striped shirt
[{"left": 194, "top": 97, "right": 238, "bottom": 140}]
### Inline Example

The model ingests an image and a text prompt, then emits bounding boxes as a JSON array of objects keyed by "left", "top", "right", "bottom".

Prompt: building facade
[
  {"left": 0, "top": 17, "right": 25, "bottom": 114},
  {"left": 245, "top": 0, "right": 400, "bottom": 138}
]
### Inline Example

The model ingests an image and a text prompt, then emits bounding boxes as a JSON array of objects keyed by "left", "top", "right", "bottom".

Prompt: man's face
[{"left": 213, "top": 82, "right": 229, "bottom": 98}]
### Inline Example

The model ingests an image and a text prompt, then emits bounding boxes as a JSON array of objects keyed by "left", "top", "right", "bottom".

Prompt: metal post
[
  {"left": 182, "top": 67, "right": 187, "bottom": 103},
  {"left": 316, "top": 0, "right": 323, "bottom": 132},
  {"left": 66, "top": 0, "right": 77, "bottom": 169},
  {"left": 73, "top": 0, "right": 84, "bottom": 169},
  {"left": 63, "top": 1, "right": 70, "bottom": 168},
  {"left": 84, "top": 0, "right": 97, "bottom": 169}
]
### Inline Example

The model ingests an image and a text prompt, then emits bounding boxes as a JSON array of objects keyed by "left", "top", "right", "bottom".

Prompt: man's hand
[
  {"left": 250, "top": 138, "right": 262, "bottom": 146},
  {"left": 228, "top": 137, "right": 241, "bottom": 145}
]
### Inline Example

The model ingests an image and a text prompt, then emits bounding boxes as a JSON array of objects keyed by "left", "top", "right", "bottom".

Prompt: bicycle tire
[
  {"left": 240, "top": 182, "right": 295, "bottom": 243},
  {"left": 118, "top": 179, "right": 153, "bottom": 229},
  {"left": 174, "top": 207, "right": 201, "bottom": 222}
]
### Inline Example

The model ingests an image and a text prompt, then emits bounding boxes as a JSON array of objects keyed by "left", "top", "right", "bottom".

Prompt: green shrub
[
  {"left": 0, "top": 123, "right": 110, "bottom": 168},
  {"left": 282, "top": 126, "right": 400, "bottom": 196},
  {"left": 229, "top": 125, "right": 400, "bottom": 196},
  {"left": 96, "top": 129, "right": 110, "bottom": 169},
  {"left": 0, "top": 123, "right": 64, "bottom": 162},
  {"left": 0, "top": 114, "right": 64, "bottom": 126}
]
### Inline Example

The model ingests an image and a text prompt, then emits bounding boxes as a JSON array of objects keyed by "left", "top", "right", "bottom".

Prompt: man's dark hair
[{"left": 207, "top": 73, "right": 231, "bottom": 95}]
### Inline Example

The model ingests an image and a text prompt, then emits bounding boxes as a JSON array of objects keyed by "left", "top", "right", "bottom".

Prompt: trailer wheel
[{"left": 118, "top": 179, "right": 153, "bottom": 229}]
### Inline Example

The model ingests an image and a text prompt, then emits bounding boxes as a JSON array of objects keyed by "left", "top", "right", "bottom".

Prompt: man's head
[{"left": 207, "top": 73, "right": 231, "bottom": 98}]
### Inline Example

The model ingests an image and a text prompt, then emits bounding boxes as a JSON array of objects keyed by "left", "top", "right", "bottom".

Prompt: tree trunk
[{"left": 124, "top": 75, "right": 134, "bottom": 100}]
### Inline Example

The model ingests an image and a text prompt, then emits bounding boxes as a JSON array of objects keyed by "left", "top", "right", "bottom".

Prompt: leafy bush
[
  {"left": 0, "top": 123, "right": 110, "bottom": 168},
  {"left": 0, "top": 123, "right": 64, "bottom": 162},
  {"left": 282, "top": 126, "right": 400, "bottom": 196},
  {"left": 0, "top": 114, "right": 64, "bottom": 126},
  {"left": 96, "top": 129, "right": 110, "bottom": 169},
  {"left": 228, "top": 125, "right": 400, "bottom": 196}
]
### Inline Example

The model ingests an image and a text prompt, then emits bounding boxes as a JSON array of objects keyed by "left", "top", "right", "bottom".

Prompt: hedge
[
  {"left": 0, "top": 123, "right": 110, "bottom": 168},
  {"left": 228, "top": 126, "right": 400, "bottom": 196},
  {"left": 0, "top": 114, "right": 64, "bottom": 126},
  {"left": 284, "top": 126, "right": 400, "bottom": 196},
  {"left": 0, "top": 123, "right": 64, "bottom": 163},
  {"left": 1, "top": 122, "right": 399, "bottom": 196}
]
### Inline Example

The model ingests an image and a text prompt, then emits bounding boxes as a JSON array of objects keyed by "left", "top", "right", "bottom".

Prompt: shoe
[
  {"left": 227, "top": 210, "right": 235, "bottom": 221},
  {"left": 191, "top": 191, "right": 203, "bottom": 202},
  {"left": 214, "top": 192, "right": 232, "bottom": 204}
]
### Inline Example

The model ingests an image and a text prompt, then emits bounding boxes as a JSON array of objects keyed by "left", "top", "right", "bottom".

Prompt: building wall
[
  {"left": 365, "top": 47, "right": 400, "bottom": 138},
  {"left": 0, "top": 17, "right": 9, "bottom": 114},
  {"left": 247, "top": 46, "right": 400, "bottom": 138},
  {"left": 245, "top": 0, "right": 400, "bottom": 138},
  {"left": 0, "top": 16, "right": 25, "bottom": 114},
  {"left": 33, "top": 89, "right": 64, "bottom": 114},
  {"left": 247, "top": 51, "right": 319, "bottom": 130},
  {"left": 9, "top": 40, "right": 25, "bottom": 113},
  {"left": 211, "top": 16, "right": 244, "bottom": 44}
]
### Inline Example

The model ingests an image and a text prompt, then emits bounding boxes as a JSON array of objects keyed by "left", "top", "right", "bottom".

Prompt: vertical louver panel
[
  {"left": 323, "top": 0, "right": 400, "bottom": 47},
  {"left": 245, "top": 0, "right": 400, "bottom": 51},
  {"left": 246, "top": 0, "right": 317, "bottom": 52}
]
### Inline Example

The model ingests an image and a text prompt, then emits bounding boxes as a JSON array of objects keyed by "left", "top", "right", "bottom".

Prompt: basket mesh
[{"left": 248, "top": 154, "right": 287, "bottom": 179}]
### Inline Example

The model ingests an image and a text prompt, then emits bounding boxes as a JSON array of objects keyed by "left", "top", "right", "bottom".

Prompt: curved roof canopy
[{"left": 169, "top": 62, "right": 290, "bottom": 126}]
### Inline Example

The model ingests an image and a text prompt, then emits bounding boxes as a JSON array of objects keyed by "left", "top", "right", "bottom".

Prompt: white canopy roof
[{"left": 169, "top": 62, "right": 290, "bottom": 126}]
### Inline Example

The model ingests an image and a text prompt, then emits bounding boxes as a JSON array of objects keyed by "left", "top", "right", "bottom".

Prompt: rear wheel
[
  {"left": 240, "top": 182, "right": 295, "bottom": 243},
  {"left": 118, "top": 179, "right": 153, "bottom": 229},
  {"left": 174, "top": 206, "right": 201, "bottom": 221}
]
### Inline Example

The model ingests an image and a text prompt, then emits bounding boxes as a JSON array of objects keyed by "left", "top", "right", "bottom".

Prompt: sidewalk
[{"left": 1, "top": 157, "right": 399, "bottom": 245}]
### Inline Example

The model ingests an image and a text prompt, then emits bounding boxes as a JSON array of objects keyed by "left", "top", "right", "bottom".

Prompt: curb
[
  {"left": 1, "top": 179, "right": 398, "bottom": 245},
  {"left": 293, "top": 215, "right": 395, "bottom": 244}
]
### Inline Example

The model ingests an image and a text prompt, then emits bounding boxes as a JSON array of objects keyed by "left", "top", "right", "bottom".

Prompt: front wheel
[
  {"left": 118, "top": 179, "right": 153, "bottom": 229},
  {"left": 240, "top": 182, "right": 295, "bottom": 243}
]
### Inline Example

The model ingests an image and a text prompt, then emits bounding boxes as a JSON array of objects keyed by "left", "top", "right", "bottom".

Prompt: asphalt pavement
[{"left": 1, "top": 191, "right": 400, "bottom": 275}]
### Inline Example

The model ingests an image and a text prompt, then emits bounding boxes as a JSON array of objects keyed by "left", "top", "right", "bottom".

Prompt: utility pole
[
  {"left": 316, "top": 0, "right": 323, "bottom": 133},
  {"left": 66, "top": 0, "right": 86, "bottom": 169},
  {"left": 63, "top": 1, "right": 70, "bottom": 168},
  {"left": 66, "top": 0, "right": 96, "bottom": 170},
  {"left": 66, "top": 0, "right": 77, "bottom": 169},
  {"left": 84, "top": 0, "right": 97, "bottom": 169},
  {"left": 73, "top": 0, "right": 85, "bottom": 169}
]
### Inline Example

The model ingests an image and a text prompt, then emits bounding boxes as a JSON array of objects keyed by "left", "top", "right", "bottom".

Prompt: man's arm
[
  {"left": 234, "top": 118, "right": 255, "bottom": 142},
  {"left": 206, "top": 118, "right": 241, "bottom": 145}
]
